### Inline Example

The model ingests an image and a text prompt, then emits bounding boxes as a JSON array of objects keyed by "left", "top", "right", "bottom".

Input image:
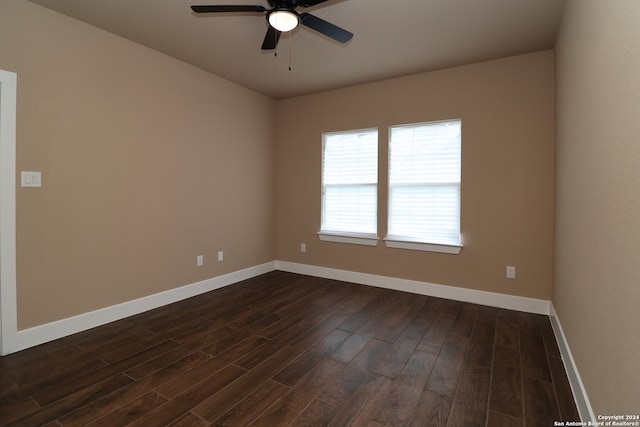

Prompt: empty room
[{"left": 0, "top": 0, "right": 638, "bottom": 425}]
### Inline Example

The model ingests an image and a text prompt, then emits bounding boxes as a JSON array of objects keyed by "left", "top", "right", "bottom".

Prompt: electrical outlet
[
  {"left": 197, "top": 255, "right": 203, "bottom": 267},
  {"left": 506, "top": 266, "right": 516, "bottom": 279},
  {"left": 300, "top": 243, "right": 306, "bottom": 253},
  {"left": 218, "top": 251, "right": 224, "bottom": 262}
]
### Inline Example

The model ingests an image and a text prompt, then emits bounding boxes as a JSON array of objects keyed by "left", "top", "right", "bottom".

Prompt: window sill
[
  {"left": 318, "top": 232, "right": 379, "bottom": 246},
  {"left": 384, "top": 238, "right": 463, "bottom": 254}
]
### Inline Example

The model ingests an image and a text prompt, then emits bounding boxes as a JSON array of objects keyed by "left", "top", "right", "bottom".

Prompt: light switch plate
[{"left": 21, "top": 171, "right": 42, "bottom": 187}]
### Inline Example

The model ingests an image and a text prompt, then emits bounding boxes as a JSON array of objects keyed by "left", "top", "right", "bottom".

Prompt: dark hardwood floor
[{"left": 0, "top": 271, "right": 579, "bottom": 426}]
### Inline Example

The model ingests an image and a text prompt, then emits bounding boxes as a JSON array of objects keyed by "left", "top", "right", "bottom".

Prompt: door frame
[{"left": 0, "top": 69, "right": 17, "bottom": 355}]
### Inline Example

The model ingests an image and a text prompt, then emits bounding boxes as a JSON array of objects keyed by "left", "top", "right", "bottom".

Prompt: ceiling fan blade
[
  {"left": 191, "top": 5, "right": 266, "bottom": 13},
  {"left": 261, "top": 26, "right": 282, "bottom": 50},
  {"left": 300, "top": 13, "right": 353, "bottom": 43},
  {"left": 298, "top": 0, "right": 330, "bottom": 6}
]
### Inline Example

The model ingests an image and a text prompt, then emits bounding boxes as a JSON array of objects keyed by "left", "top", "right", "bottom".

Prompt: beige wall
[
  {"left": 555, "top": 0, "right": 640, "bottom": 414},
  {"left": 275, "top": 51, "right": 555, "bottom": 300},
  {"left": 0, "top": 0, "right": 276, "bottom": 329}
]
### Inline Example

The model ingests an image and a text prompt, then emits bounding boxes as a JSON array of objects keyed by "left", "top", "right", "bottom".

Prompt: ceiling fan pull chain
[
  {"left": 288, "top": 32, "right": 292, "bottom": 71},
  {"left": 274, "top": 33, "right": 278, "bottom": 57}
]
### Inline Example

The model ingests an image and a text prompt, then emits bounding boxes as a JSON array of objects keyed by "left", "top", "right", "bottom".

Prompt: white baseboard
[
  {"left": 13, "top": 260, "right": 550, "bottom": 353},
  {"left": 15, "top": 262, "right": 276, "bottom": 353},
  {"left": 549, "top": 303, "right": 595, "bottom": 422},
  {"left": 275, "top": 261, "right": 551, "bottom": 315}
]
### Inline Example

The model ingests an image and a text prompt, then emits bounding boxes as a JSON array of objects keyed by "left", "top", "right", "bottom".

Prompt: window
[
  {"left": 320, "top": 128, "right": 378, "bottom": 245},
  {"left": 386, "top": 119, "right": 462, "bottom": 254}
]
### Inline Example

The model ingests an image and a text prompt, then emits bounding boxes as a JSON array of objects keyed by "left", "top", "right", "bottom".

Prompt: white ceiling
[{"left": 27, "top": 0, "right": 566, "bottom": 99}]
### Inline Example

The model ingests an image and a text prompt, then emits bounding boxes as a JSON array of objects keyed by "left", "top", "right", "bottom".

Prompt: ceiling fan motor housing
[
  {"left": 269, "top": 0, "right": 325, "bottom": 8},
  {"left": 269, "top": 0, "right": 299, "bottom": 8}
]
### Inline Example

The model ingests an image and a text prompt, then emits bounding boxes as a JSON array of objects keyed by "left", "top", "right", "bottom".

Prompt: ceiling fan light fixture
[{"left": 268, "top": 9, "right": 299, "bottom": 32}]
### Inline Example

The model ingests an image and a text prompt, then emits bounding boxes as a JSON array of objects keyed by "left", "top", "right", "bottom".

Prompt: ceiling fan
[{"left": 191, "top": 0, "right": 353, "bottom": 50}]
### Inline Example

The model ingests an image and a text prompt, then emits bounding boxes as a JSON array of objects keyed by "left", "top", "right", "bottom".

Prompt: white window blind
[
  {"left": 388, "top": 119, "right": 461, "bottom": 246},
  {"left": 321, "top": 129, "right": 378, "bottom": 236}
]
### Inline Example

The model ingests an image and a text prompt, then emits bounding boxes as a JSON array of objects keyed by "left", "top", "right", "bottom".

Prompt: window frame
[
  {"left": 385, "top": 119, "right": 463, "bottom": 255},
  {"left": 318, "top": 128, "right": 380, "bottom": 246}
]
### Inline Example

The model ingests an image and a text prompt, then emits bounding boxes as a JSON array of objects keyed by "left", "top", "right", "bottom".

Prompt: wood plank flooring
[{"left": 0, "top": 271, "right": 579, "bottom": 426}]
